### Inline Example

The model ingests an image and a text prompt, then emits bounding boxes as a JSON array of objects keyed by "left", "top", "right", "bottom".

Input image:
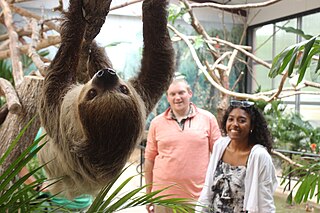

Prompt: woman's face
[{"left": 226, "top": 108, "right": 251, "bottom": 142}]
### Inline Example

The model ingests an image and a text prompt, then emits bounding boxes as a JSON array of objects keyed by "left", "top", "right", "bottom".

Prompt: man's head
[{"left": 166, "top": 78, "right": 192, "bottom": 116}]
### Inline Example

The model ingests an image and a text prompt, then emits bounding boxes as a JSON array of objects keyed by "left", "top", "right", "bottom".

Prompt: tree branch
[
  {"left": 168, "top": 24, "right": 270, "bottom": 101},
  {"left": 110, "top": 0, "right": 143, "bottom": 11},
  {"left": 272, "top": 150, "right": 303, "bottom": 168},
  {"left": 190, "top": 0, "right": 283, "bottom": 10},
  {"left": 0, "top": 35, "right": 61, "bottom": 60},
  {"left": 206, "top": 39, "right": 272, "bottom": 69},
  {"left": 0, "top": 78, "right": 21, "bottom": 114},
  {"left": 226, "top": 49, "right": 238, "bottom": 76},
  {"left": 28, "top": 19, "right": 48, "bottom": 75},
  {"left": 180, "top": 0, "right": 218, "bottom": 59},
  {"left": 268, "top": 70, "right": 288, "bottom": 101},
  {"left": 10, "top": 4, "right": 60, "bottom": 32},
  {"left": 0, "top": 0, "right": 24, "bottom": 86}
]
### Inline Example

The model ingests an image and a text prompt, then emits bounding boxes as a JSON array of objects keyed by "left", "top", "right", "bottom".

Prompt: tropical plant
[
  {"left": 0, "top": 118, "right": 49, "bottom": 212},
  {"left": 283, "top": 162, "right": 320, "bottom": 205},
  {"left": 266, "top": 29, "right": 320, "bottom": 205},
  {"left": 87, "top": 165, "right": 194, "bottom": 213},
  {"left": 260, "top": 100, "right": 320, "bottom": 152},
  {"left": 269, "top": 34, "right": 320, "bottom": 85}
]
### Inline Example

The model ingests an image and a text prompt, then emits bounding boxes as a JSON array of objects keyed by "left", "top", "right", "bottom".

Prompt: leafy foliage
[
  {"left": 87, "top": 164, "right": 195, "bottom": 213},
  {"left": 0, "top": 118, "right": 49, "bottom": 212},
  {"left": 276, "top": 26, "right": 313, "bottom": 40},
  {"left": 260, "top": 100, "right": 320, "bottom": 152},
  {"left": 269, "top": 34, "right": 320, "bottom": 85},
  {"left": 284, "top": 162, "right": 320, "bottom": 204}
]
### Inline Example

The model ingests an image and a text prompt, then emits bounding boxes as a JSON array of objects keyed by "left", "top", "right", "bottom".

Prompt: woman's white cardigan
[{"left": 196, "top": 137, "right": 278, "bottom": 213}]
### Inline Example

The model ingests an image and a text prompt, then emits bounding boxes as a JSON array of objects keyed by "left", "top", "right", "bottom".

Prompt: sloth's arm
[
  {"left": 39, "top": 0, "right": 112, "bottom": 137},
  {"left": 130, "top": 0, "right": 175, "bottom": 115}
]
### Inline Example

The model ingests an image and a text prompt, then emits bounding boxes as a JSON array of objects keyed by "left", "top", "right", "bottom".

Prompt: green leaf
[
  {"left": 316, "top": 53, "right": 320, "bottom": 74},
  {"left": 0, "top": 143, "right": 45, "bottom": 191},
  {"left": 287, "top": 191, "right": 293, "bottom": 204},
  {"left": 87, "top": 165, "right": 133, "bottom": 212},
  {"left": 287, "top": 46, "right": 299, "bottom": 76},
  {"left": 0, "top": 117, "right": 35, "bottom": 165},
  {"left": 276, "top": 26, "right": 313, "bottom": 40},
  {"left": 297, "top": 36, "right": 317, "bottom": 84},
  {"left": 98, "top": 175, "right": 137, "bottom": 211},
  {"left": 309, "top": 175, "right": 317, "bottom": 199}
]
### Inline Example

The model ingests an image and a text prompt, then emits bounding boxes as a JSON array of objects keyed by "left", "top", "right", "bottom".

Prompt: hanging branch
[
  {"left": 180, "top": 0, "right": 218, "bottom": 58},
  {"left": 206, "top": 39, "right": 272, "bottom": 69},
  {"left": 304, "top": 80, "right": 320, "bottom": 89},
  {"left": 226, "top": 49, "right": 238, "bottom": 76},
  {"left": 0, "top": 0, "right": 24, "bottom": 86},
  {"left": 0, "top": 35, "right": 60, "bottom": 60},
  {"left": 0, "top": 78, "right": 21, "bottom": 114},
  {"left": 231, "top": 71, "right": 244, "bottom": 91},
  {"left": 190, "top": 0, "right": 283, "bottom": 9},
  {"left": 204, "top": 60, "right": 221, "bottom": 85},
  {"left": 272, "top": 150, "right": 303, "bottom": 168},
  {"left": 168, "top": 23, "right": 320, "bottom": 101},
  {"left": 28, "top": 18, "right": 48, "bottom": 75},
  {"left": 0, "top": 28, "right": 31, "bottom": 42},
  {"left": 268, "top": 70, "right": 288, "bottom": 101},
  {"left": 10, "top": 4, "right": 60, "bottom": 32},
  {"left": 110, "top": 0, "right": 143, "bottom": 11},
  {"left": 168, "top": 24, "right": 270, "bottom": 101}
]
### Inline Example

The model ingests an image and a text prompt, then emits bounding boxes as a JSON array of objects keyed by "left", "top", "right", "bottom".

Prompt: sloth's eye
[
  {"left": 87, "top": 89, "right": 97, "bottom": 100},
  {"left": 119, "top": 85, "right": 129, "bottom": 95}
]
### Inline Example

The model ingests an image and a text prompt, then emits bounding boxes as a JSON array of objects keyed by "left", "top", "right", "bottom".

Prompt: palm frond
[{"left": 87, "top": 165, "right": 195, "bottom": 213}]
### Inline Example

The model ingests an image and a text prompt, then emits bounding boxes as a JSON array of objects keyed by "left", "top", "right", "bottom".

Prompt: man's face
[{"left": 166, "top": 81, "right": 192, "bottom": 114}]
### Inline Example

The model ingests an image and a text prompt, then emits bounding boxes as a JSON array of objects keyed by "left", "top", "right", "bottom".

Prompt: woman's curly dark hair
[{"left": 221, "top": 104, "right": 273, "bottom": 153}]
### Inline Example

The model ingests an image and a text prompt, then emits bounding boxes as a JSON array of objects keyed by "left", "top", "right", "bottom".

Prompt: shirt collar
[
  {"left": 164, "top": 103, "right": 198, "bottom": 120},
  {"left": 170, "top": 104, "right": 193, "bottom": 120}
]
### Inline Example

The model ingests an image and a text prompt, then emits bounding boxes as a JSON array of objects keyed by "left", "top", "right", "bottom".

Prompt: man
[{"left": 145, "top": 77, "right": 221, "bottom": 213}]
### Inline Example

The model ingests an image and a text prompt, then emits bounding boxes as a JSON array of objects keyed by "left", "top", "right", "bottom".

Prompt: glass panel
[
  {"left": 300, "top": 105, "right": 320, "bottom": 127},
  {"left": 251, "top": 64, "right": 273, "bottom": 91},
  {"left": 302, "top": 12, "right": 320, "bottom": 36},
  {"left": 299, "top": 62, "right": 320, "bottom": 103},
  {"left": 253, "top": 24, "right": 273, "bottom": 61},
  {"left": 275, "top": 19, "right": 297, "bottom": 55}
]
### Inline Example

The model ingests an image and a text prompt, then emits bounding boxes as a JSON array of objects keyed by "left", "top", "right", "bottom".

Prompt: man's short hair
[{"left": 167, "top": 76, "right": 191, "bottom": 94}]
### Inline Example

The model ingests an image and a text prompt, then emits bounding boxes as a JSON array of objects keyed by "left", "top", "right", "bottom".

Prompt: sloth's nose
[
  {"left": 93, "top": 68, "right": 118, "bottom": 88},
  {"left": 96, "top": 68, "right": 116, "bottom": 78}
]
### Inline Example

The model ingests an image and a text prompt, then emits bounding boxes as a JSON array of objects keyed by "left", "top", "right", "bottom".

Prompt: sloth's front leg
[{"left": 82, "top": 0, "right": 113, "bottom": 41}]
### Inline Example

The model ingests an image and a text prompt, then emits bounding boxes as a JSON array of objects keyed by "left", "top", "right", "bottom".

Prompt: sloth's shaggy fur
[{"left": 38, "top": 0, "right": 174, "bottom": 198}]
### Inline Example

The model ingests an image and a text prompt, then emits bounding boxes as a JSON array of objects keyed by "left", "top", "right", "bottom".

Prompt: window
[{"left": 248, "top": 10, "right": 320, "bottom": 126}]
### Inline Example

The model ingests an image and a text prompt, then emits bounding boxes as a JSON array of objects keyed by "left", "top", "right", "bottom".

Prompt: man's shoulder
[
  {"left": 150, "top": 112, "right": 168, "bottom": 124},
  {"left": 195, "top": 106, "right": 215, "bottom": 118}
]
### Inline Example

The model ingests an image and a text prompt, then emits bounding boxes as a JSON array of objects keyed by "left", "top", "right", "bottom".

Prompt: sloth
[{"left": 38, "top": 0, "right": 174, "bottom": 198}]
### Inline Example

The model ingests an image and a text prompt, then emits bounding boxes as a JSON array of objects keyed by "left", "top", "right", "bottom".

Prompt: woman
[{"left": 196, "top": 100, "right": 278, "bottom": 213}]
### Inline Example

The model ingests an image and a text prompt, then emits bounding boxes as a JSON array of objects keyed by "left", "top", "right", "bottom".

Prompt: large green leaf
[
  {"left": 297, "top": 36, "right": 317, "bottom": 84},
  {"left": 269, "top": 36, "right": 320, "bottom": 82},
  {"left": 276, "top": 26, "right": 313, "bottom": 40},
  {"left": 316, "top": 53, "right": 320, "bottom": 74}
]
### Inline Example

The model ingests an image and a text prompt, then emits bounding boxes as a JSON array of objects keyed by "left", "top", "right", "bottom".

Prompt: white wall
[{"left": 248, "top": 0, "right": 320, "bottom": 26}]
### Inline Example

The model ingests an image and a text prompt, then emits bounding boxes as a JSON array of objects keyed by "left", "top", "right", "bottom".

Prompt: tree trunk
[{"left": 0, "top": 76, "right": 42, "bottom": 174}]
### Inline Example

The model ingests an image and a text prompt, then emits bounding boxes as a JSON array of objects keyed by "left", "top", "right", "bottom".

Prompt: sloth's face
[
  {"left": 77, "top": 68, "right": 145, "bottom": 145},
  {"left": 79, "top": 68, "right": 130, "bottom": 102}
]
